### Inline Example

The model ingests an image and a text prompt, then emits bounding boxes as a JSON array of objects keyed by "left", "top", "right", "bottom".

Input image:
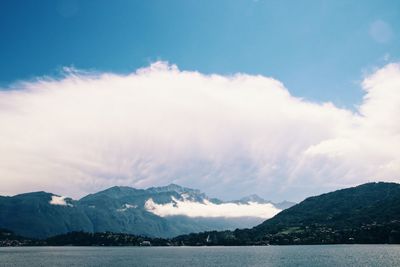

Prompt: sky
[{"left": 0, "top": 0, "right": 399, "bottom": 202}]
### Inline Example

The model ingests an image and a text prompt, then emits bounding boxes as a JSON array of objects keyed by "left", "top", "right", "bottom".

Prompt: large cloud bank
[
  {"left": 145, "top": 197, "right": 281, "bottom": 218},
  {"left": 0, "top": 62, "right": 399, "bottom": 200}
]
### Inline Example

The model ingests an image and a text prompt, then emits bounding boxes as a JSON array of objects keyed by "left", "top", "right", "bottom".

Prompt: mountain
[
  {"left": 236, "top": 194, "right": 295, "bottom": 209},
  {"left": 2, "top": 182, "right": 400, "bottom": 246},
  {"left": 173, "top": 182, "right": 400, "bottom": 245},
  {"left": 0, "top": 184, "right": 288, "bottom": 239}
]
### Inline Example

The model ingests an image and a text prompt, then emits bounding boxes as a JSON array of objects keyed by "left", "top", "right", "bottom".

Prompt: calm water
[{"left": 1, "top": 245, "right": 399, "bottom": 267}]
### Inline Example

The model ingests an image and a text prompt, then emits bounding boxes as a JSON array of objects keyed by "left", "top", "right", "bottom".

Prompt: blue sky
[
  {"left": 1, "top": 1, "right": 400, "bottom": 201},
  {"left": 1, "top": 0, "right": 399, "bottom": 107}
]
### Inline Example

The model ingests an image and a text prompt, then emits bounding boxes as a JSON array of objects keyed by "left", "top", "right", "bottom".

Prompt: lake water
[{"left": 1, "top": 245, "right": 399, "bottom": 266}]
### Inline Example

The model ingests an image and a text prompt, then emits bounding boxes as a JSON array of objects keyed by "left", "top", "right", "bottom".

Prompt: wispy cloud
[{"left": 0, "top": 62, "right": 399, "bottom": 200}]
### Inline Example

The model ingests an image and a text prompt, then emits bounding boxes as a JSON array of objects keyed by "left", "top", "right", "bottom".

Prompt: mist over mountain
[
  {"left": 0, "top": 184, "right": 293, "bottom": 239},
  {"left": 174, "top": 182, "right": 400, "bottom": 245},
  {"left": 3, "top": 182, "right": 400, "bottom": 246}
]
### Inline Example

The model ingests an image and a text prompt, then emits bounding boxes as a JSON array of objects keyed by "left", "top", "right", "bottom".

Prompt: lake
[{"left": 1, "top": 245, "right": 399, "bottom": 266}]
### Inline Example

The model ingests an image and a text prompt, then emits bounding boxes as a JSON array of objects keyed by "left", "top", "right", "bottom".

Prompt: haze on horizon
[{"left": 0, "top": 0, "right": 399, "bottom": 202}]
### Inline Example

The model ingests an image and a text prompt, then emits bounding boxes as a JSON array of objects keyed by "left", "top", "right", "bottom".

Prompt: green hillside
[{"left": 173, "top": 182, "right": 400, "bottom": 245}]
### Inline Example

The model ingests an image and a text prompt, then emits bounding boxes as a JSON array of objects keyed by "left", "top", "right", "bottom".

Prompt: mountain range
[
  {"left": 174, "top": 182, "right": 400, "bottom": 245},
  {"left": 0, "top": 184, "right": 294, "bottom": 239},
  {"left": 1, "top": 182, "right": 400, "bottom": 246}
]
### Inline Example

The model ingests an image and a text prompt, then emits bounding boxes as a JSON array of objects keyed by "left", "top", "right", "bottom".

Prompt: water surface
[{"left": 1, "top": 245, "right": 399, "bottom": 267}]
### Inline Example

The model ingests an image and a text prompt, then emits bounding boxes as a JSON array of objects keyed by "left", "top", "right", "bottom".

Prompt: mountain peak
[
  {"left": 13, "top": 191, "right": 53, "bottom": 199},
  {"left": 166, "top": 183, "right": 184, "bottom": 190},
  {"left": 147, "top": 183, "right": 199, "bottom": 194},
  {"left": 238, "top": 194, "right": 268, "bottom": 204},
  {"left": 80, "top": 185, "right": 143, "bottom": 201}
]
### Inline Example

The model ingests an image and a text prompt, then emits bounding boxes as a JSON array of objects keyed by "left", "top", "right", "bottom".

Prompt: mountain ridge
[
  {"left": 173, "top": 182, "right": 400, "bottom": 245},
  {"left": 0, "top": 184, "right": 291, "bottom": 239},
  {"left": 2, "top": 182, "right": 400, "bottom": 246}
]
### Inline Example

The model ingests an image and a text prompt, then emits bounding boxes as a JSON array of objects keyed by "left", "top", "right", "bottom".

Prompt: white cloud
[
  {"left": 117, "top": 203, "right": 137, "bottom": 212},
  {"left": 0, "top": 62, "right": 399, "bottom": 201},
  {"left": 49, "top": 195, "right": 72, "bottom": 206},
  {"left": 144, "top": 197, "right": 281, "bottom": 218}
]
